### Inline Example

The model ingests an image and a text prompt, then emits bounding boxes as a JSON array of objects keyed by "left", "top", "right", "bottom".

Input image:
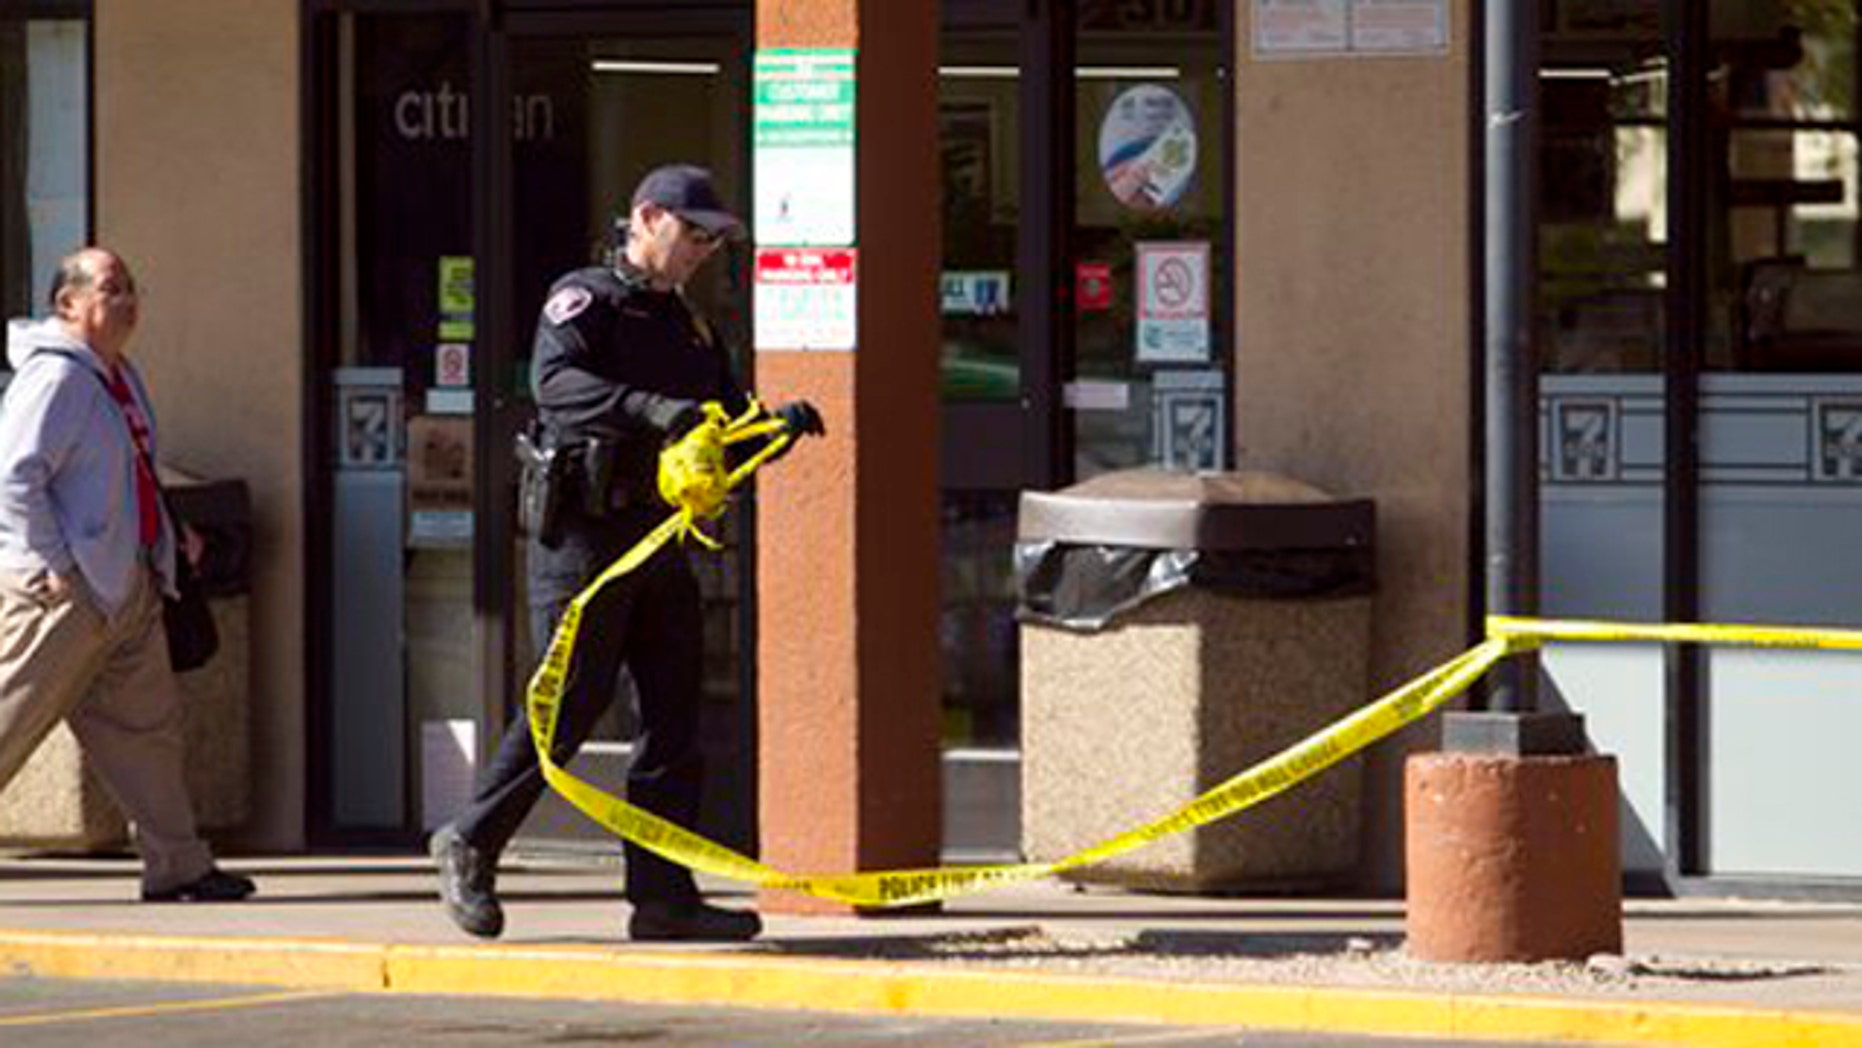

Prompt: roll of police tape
[{"left": 530, "top": 407, "right": 1862, "bottom": 907}]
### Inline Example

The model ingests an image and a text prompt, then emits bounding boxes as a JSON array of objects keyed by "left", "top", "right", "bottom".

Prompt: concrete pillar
[
  {"left": 753, "top": 0, "right": 942, "bottom": 914},
  {"left": 1405, "top": 753, "right": 1623, "bottom": 962}
]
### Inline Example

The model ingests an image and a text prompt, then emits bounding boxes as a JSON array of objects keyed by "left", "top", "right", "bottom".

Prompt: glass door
[
  {"left": 1072, "top": 2, "right": 1229, "bottom": 478},
  {"left": 1535, "top": 5, "right": 1670, "bottom": 878},
  {"left": 492, "top": 13, "right": 756, "bottom": 854},
  {"left": 938, "top": 15, "right": 1026, "bottom": 845},
  {"left": 313, "top": 8, "right": 480, "bottom": 838},
  {"left": 934, "top": 0, "right": 1232, "bottom": 858},
  {"left": 1694, "top": 0, "right": 1862, "bottom": 880}
]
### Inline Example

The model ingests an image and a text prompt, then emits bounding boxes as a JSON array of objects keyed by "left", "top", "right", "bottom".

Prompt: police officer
[{"left": 431, "top": 165, "right": 823, "bottom": 943}]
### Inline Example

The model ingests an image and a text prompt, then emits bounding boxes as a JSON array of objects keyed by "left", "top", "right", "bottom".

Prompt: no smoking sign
[
  {"left": 1136, "top": 241, "right": 1210, "bottom": 362},
  {"left": 1138, "top": 242, "right": 1208, "bottom": 319}
]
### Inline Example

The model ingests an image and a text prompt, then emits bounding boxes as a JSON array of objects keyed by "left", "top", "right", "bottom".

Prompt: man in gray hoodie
[{"left": 0, "top": 247, "right": 253, "bottom": 902}]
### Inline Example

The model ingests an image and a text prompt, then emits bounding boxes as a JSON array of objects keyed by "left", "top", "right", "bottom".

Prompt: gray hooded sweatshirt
[{"left": 0, "top": 317, "right": 178, "bottom": 615}]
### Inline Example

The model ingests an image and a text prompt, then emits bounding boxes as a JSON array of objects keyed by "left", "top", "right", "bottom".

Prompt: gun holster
[{"left": 515, "top": 423, "right": 573, "bottom": 549}]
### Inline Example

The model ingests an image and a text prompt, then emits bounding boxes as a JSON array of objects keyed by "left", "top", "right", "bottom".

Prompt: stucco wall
[
  {"left": 95, "top": 0, "right": 303, "bottom": 850},
  {"left": 1232, "top": 5, "right": 1471, "bottom": 890}
]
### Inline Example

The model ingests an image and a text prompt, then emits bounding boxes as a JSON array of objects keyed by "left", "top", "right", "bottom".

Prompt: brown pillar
[
  {"left": 1405, "top": 754, "right": 1623, "bottom": 962},
  {"left": 754, "top": 0, "right": 942, "bottom": 914}
]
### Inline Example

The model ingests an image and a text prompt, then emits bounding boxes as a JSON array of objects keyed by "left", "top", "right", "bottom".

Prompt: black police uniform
[{"left": 453, "top": 260, "right": 746, "bottom": 906}]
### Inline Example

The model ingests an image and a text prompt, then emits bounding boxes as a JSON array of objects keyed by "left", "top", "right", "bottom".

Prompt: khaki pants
[{"left": 0, "top": 566, "right": 212, "bottom": 894}]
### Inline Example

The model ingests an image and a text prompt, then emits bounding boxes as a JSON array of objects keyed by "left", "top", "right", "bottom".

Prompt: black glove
[
  {"left": 663, "top": 402, "right": 706, "bottom": 442},
  {"left": 776, "top": 400, "right": 826, "bottom": 438}
]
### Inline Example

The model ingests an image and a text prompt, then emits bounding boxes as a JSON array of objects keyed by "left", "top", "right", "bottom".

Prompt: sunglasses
[{"left": 676, "top": 216, "right": 723, "bottom": 249}]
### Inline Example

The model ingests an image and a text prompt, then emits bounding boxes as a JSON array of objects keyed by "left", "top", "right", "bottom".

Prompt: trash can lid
[{"left": 1017, "top": 469, "right": 1373, "bottom": 551}]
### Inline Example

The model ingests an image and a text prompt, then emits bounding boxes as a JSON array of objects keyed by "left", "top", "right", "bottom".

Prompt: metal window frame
[
  {"left": 1019, "top": 0, "right": 1073, "bottom": 491},
  {"left": 0, "top": 0, "right": 94, "bottom": 314}
]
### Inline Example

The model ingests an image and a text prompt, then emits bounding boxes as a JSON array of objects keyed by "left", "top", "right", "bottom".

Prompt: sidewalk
[{"left": 3, "top": 852, "right": 1862, "bottom": 1046}]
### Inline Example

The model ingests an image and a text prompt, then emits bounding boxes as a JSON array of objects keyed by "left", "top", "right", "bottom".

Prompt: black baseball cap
[{"left": 632, "top": 164, "right": 744, "bottom": 240}]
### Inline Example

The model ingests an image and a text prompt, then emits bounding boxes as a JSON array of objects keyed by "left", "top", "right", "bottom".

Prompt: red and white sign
[
  {"left": 1076, "top": 261, "right": 1114, "bottom": 312},
  {"left": 1135, "top": 241, "right": 1211, "bottom": 362},
  {"left": 755, "top": 248, "right": 858, "bottom": 351},
  {"left": 435, "top": 343, "right": 471, "bottom": 387}
]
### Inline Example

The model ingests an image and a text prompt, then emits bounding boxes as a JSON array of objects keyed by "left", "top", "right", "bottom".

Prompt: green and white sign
[
  {"left": 437, "top": 256, "right": 474, "bottom": 341},
  {"left": 753, "top": 48, "right": 855, "bottom": 246}
]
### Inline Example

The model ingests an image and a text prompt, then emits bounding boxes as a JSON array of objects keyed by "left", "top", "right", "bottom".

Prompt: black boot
[
  {"left": 430, "top": 824, "right": 504, "bottom": 939},
  {"left": 628, "top": 898, "right": 762, "bottom": 943}
]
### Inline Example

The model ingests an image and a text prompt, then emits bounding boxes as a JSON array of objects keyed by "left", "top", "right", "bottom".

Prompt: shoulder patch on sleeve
[{"left": 544, "top": 285, "right": 594, "bottom": 326}]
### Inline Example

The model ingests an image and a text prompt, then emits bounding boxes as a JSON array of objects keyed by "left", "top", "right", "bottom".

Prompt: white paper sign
[
  {"left": 1064, "top": 380, "right": 1132, "bottom": 412},
  {"left": 1255, "top": 0, "right": 1349, "bottom": 54},
  {"left": 1254, "top": 0, "right": 1446, "bottom": 57},
  {"left": 755, "top": 248, "right": 858, "bottom": 351},
  {"left": 1351, "top": 0, "right": 1448, "bottom": 53},
  {"left": 755, "top": 147, "right": 856, "bottom": 247},
  {"left": 1136, "top": 241, "right": 1211, "bottom": 363},
  {"left": 754, "top": 50, "right": 857, "bottom": 246}
]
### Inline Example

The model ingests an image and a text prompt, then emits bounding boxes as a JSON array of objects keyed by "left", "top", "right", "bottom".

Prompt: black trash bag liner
[{"left": 1015, "top": 540, "right": 1373, "bottom": 632}]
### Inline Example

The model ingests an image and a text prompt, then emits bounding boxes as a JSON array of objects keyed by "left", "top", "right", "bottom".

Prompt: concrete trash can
[
  {"left": 1017, "top": 469, "right": 1374, "bottom": 891},
  {"left": 0, "top": 474, "right": 252, "bottom": 850}
]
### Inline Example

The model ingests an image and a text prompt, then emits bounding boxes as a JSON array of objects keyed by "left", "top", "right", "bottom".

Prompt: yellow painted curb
[
  {"left": 3, "top": 930, "right": 1861, "bottom": 1047},
  {"left": 0, "top": 930, "right": 383, "bottom": 990}
]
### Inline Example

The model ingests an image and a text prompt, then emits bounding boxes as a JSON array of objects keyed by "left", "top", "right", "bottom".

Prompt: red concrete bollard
[{"left": 1405, "top": 753, "right": 1623, "bottom": 962}]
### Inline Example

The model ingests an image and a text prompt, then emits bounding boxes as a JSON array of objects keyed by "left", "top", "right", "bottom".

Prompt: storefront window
[
  {"left": 323, "top": 11, "right": 480, "bottom": 830},
  {"left": 1534, "top": 4, "right": 1675, "bottom": 629},
  {"left": 1073, "top": 6, "right": 1228, "bottom": 476},
  {"left": 934, "top": 3, "right": 1230, "bottom": 751},
  {"left": 937, "top": 20, "right": 1022, "bottom": 747},
  {"left": 1710, "top": 0, "right": 1861, "bottom": 373},
  {"left": 1538, "top": 45, "right": 1667, "bottom": 374},
  {"left": 0, "top": 9, "right": 87, "bottom": 325},
  {"left": 938, "top": 42, "right": 1021, "bottom": 402}
]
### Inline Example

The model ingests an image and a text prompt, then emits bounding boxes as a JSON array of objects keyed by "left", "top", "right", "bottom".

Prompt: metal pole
[
  {"left": 1483, "top": 0, "right": 1541, "bottom": 714},
  {"left": 1661, "top": 0, "right": 1708, "bottom": 883}
]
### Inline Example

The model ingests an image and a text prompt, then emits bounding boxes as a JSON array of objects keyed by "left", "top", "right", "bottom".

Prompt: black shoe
[
  {"left": 628, "top": 899, "right": 763, "bottom": 943},
  {"left": 430, "top": 824, "right": 504, "bottom": 939},
  {"left": 142, "top": 867, "right": 256, "bottom": 903}
]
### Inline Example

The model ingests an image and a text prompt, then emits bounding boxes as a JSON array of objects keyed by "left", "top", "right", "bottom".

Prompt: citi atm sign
[{"left": 393, "top": 82, "right": 558, "bottom": 142}]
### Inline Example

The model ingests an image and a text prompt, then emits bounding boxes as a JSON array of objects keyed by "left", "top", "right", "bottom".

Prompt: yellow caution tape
[
  {"left": 656, "top": 404, "right": 735, "bottom": 548},
  {"left": 1487, "top": 614, "right": 1862, "bottom": 652},
  {"left": 529, "top": 417, "right": 1862, "bottom": 907},
  {"left": 525, "top": 407, "right": 1517, "bottom": 906}
]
